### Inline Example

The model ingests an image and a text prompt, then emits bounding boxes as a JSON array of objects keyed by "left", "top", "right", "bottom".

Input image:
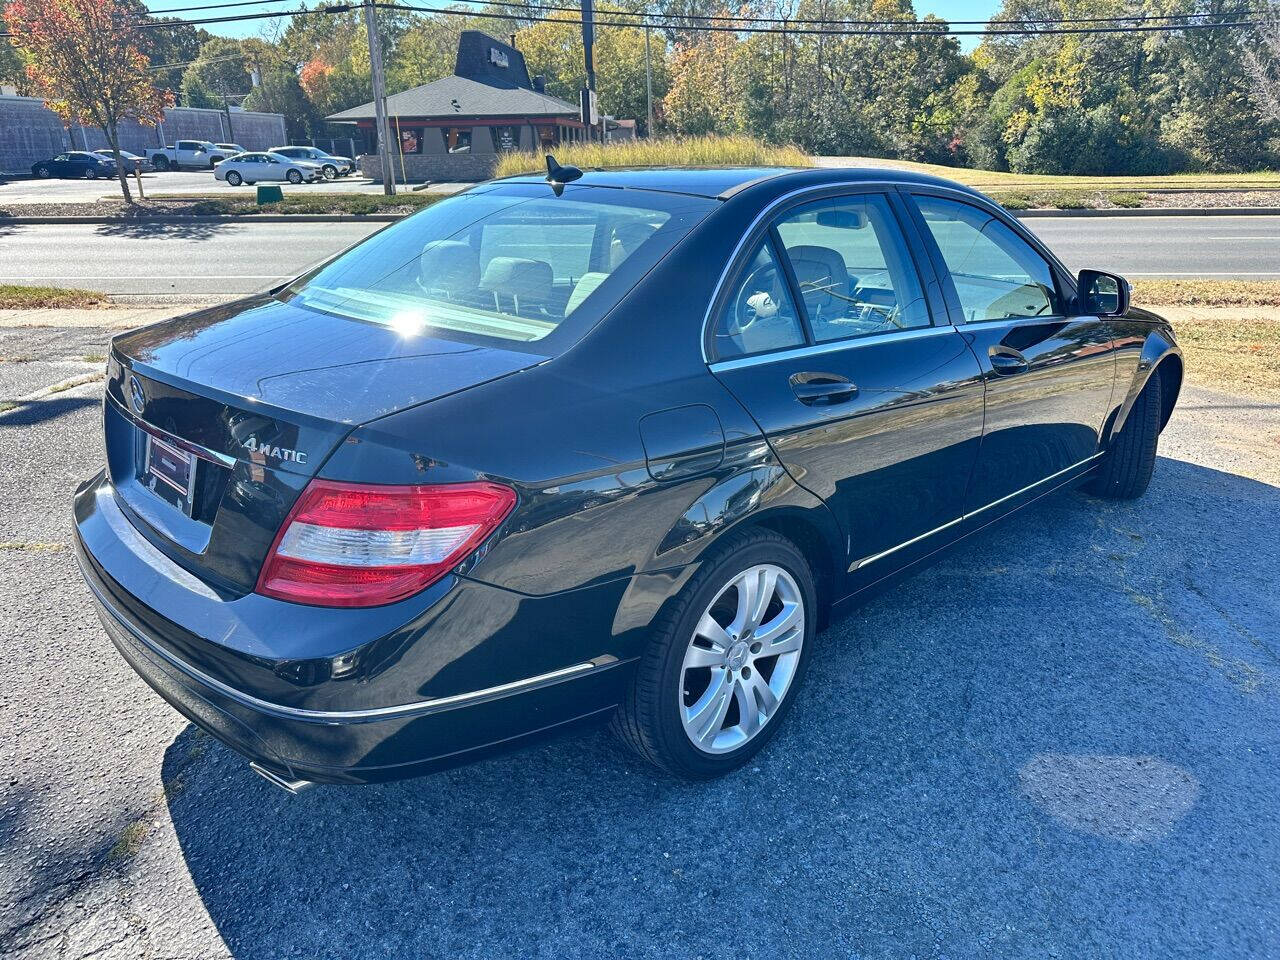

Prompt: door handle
[
  {"left": 989, "top": 347, "right": 1030, "bottom": 376},
  {"left": 789, "top": 372, "right": 859, "bottom": 405}
]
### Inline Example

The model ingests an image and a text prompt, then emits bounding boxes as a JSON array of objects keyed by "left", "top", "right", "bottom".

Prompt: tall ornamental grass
[{"left": 493, "top": 135, "right": 812, "bottom": 178}]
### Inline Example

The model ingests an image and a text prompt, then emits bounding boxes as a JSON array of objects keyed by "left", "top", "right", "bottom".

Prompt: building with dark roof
[{"left": 328, "top": 31, "right": 586, "bottom": 181}]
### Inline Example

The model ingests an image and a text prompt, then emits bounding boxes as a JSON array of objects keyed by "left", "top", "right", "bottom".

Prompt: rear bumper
[{"left": 74, "top": 472, "right": 638, "bottom": 784}]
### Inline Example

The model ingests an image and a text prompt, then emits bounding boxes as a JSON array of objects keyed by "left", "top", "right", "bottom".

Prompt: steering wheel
[{"left": 728, "top": 263, "right": 784, "bottom": 335}]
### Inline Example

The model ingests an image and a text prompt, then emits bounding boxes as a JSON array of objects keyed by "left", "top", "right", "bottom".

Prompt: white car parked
[{"left": 213, "top": 152, "right": 325, "bottom": 186}]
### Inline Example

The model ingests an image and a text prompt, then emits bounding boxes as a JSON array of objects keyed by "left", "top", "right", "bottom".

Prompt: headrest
[
  {"left": 786, "top": 244, "right": 848, "bottom": 316},
  {"left": 565, "top": 272, "right": 609, "bottom": 315},
  {"left": 479, "top": 257, "right": 553, "bottom": 304},
  {"left": 419, "top": 240, "right": 479, "bottom": 296}
]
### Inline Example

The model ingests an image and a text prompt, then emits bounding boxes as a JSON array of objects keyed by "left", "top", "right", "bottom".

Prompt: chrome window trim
[
  {"left": 851, "top": 452, "right": 1105, "bottom": 569},
  {"left": 81, "top": 558, "right": 619, "bottom": 724},
  {"left": 708, "top": 323, "right": 954, "bottom": 373},
  {"left": 700, "top": 180, "right": 931, "bottom": 365}
]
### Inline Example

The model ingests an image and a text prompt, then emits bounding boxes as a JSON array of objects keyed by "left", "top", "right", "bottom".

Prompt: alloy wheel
[{"left": 679, "top": 563, "right": 805, "bottom": 754}]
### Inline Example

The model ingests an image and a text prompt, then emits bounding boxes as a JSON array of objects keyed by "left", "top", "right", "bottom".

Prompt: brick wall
[{"left": 359, "top": 152, "right": 498, "bottom": 182}]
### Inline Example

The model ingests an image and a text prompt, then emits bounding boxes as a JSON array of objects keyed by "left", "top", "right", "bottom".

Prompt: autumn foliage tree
[{"left": 3, "top": 0, "right": 173, "bottom": 202}]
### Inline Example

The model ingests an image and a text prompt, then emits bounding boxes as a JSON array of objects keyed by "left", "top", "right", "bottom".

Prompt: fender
[
  {"left": 609, "top": 452, "right": 845, "bottom": 654},
  {"left": 1108, "top": 312, "right": 1183, "bottom": 442}
]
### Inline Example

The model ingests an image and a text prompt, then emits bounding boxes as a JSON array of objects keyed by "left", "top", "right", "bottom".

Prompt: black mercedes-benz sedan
[{"left": 74, "top": 164, "right": 1182, "bottom": 790}]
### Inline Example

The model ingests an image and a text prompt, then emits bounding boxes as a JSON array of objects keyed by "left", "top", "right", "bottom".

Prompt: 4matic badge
[{"left": 242, "top": 436, "right": 308, "bottom": 465}]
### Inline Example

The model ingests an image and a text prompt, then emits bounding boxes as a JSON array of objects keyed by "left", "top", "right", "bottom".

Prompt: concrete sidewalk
[{"left": 0, "top": 303, "right": 220, "bottom": 329}]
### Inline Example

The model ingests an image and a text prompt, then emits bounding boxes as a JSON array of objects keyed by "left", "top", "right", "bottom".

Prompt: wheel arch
[
  {"left": 1109, "top": 326, "right": 1182, "bottom": 442},
  {"left": 647, "top": 464, "right": 844, "bottom": 626}
]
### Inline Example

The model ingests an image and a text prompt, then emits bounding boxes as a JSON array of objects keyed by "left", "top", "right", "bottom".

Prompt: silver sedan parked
[{"left": 213, "top": 152, "right": 324, "bottom": 186}]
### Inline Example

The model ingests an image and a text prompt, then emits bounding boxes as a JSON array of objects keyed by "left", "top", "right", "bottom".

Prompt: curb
[
  {"left": 0, "top": 213, "right": 404, "bottom": 225},
  {"left": 1014, "top": 207, "right": 1280, "bottom": 218}
]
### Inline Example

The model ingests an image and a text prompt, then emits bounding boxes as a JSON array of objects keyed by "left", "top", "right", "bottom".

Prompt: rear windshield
[{"left": 282, "top": 183, "right": 716, "bottom": 350}]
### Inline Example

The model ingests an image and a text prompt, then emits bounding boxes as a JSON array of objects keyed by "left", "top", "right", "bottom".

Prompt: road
[
  {"left": 1, "top": 318, "right": 1278, "bottom": 958},
  {"left": 1, "top": 215, "right": 1278, "bottom": 297}
]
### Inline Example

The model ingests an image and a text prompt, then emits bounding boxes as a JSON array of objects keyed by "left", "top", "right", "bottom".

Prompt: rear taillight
[{"left": 256, "top": 480, "right": 516, "bottom": 608}]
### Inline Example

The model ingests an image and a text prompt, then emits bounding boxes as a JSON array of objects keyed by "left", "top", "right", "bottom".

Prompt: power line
[
  {"left": 130, "top": 0, "right": 1274, "bottom": 29},
  {"left": 451, "top": 0, "right": 1270, "bottom": 29},
  {"left": 0, "top": 0, "right": 1263, "bottom": 38},
  {"left": 146, "top": 0, "right": 306, "bottom": 16},
  {"left": 376, "top": 3, "right": 1262, "bottom": 36}
]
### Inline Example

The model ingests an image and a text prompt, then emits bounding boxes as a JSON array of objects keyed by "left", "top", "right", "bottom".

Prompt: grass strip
[
  {"left": 1132, "top": 280, "right": 1280, "bottom": 308},
  {"left": 0, "top": 284, "right": 110, "bottom": 309}
]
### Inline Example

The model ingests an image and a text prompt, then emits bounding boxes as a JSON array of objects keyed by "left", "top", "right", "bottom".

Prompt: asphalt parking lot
[
  {"left": 1, "top": 321, "right": 1278, "bottom": 958},
  {"left": 0, "top": 171, "right": 468, "bottom": 205}
]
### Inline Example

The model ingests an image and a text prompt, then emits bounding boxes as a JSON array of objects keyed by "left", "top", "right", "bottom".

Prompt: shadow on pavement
[
  {"left": 93, "top": 219, "right": 237, "bottom": 241},
  {"left": 0, "top": 395, "right": 100, "bottom": 426},
  {"left": 162, "top": 456, "right": 1280, "bottom": 959}
]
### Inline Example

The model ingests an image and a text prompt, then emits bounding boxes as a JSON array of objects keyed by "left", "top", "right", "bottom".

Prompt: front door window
[{"left": 914, "top": 196, "right": 1059, "bottom": 322}]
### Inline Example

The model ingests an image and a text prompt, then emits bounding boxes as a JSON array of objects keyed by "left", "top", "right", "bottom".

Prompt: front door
[
  {"left": 707, "top": 191, "right": 985, "bottom": 586},
  {"left": 905, "top": 192, "right": 1116, "bottom": 516}
]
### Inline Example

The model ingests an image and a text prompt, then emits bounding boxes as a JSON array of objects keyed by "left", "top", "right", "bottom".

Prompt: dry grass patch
[
  {"left": 1132, "top": 279, "right": 1280, "bottom": 308},
  {"left": 1133, "top": 280, "right": 1280, "bottom": 397},
  {"left": 494, "top": 136, "right": 812, "bottom": 179},
  {"left": 825, "top": 156, "right": 1280, "bottom": 192},
  {"left": 1158, "top": 308, "right": 1280, "bottom": 398},
  {"left": 0, "top": 285, "right": 110, "bottom": 310}
]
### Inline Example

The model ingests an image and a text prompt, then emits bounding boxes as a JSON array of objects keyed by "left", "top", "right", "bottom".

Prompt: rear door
[
  {"left": 904, "top": 191, "right": 1116, "bottom": 518},
  {"left": 707, "top": 189, "right": 985, "bottom": 587}
]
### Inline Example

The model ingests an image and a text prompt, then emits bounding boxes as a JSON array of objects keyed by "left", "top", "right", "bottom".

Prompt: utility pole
[
  {"left": 644, "top": 25, "right": 653, "bottom": 138},
  {"left": 220, "top": 88, "right": 235, "bottom": 144},
  {"left": 363, "top": 0, "right": 396, "bottom": 194},
  {"left": 580, "top": 0, "right": 596, "bottom": 141}
]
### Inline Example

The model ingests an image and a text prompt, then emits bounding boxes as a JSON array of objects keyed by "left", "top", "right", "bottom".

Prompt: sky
[{"left": 142, "top": 0, "right": 1005, "bottom": 51}]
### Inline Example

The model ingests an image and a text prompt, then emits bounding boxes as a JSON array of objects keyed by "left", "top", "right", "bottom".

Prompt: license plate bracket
[{"left": 144, "top": 434, "right": 197, "bottom": 514}]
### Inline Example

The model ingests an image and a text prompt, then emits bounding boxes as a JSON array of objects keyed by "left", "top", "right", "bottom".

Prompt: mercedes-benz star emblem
[{"left": 129, "top": 374, "right": 145, "bottom": 414}]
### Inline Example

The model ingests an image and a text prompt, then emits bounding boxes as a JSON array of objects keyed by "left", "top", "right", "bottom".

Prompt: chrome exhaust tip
[{"left": 250, "top": 761, "right": 316, "bottom": 794}]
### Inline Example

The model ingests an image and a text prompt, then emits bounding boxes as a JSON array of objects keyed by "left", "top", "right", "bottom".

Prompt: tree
[
  {"left": 243, "top": 69, "right": 316, "bottom": 139},
  {"left": 1244, "top": 3, "right": 1280, "bottom": 125},
  {"left": 0, "top": 3, "right": 29, "bottom": 92},
  {"left": 518, "top": 16, "right": 669, "bottom": 135},
  {"left": 3, "top": 0, "right": 173, "bottom": 202},
  {"left": 663, "top": 31, "right": 746, "bottom": 135},
  {"left": 180, "top": 36, "right": 254, "bottom": 107}
]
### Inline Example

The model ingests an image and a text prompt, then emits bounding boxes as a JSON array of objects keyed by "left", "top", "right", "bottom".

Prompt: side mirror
[{"left": 1077, "top": 269, "right": 1130, "bottom": 317}]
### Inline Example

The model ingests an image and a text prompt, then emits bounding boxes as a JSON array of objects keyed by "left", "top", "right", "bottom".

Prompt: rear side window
[
  {"left": 915, "top": 196, "right": 1060, "bottom": 322},
  {"left": 774, "top": 194, "right": 930, "bottom": 342},
  {"left": 284, "top": 185, "right": 715, "bottom": 349},
  {"left": 711, "top": 240, "right": 807, "bottom": 359}
]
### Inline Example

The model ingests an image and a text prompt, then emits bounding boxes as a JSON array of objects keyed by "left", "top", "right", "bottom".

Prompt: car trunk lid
[{"left": 104, "top": 295, "right": 545, "bottom": 593}]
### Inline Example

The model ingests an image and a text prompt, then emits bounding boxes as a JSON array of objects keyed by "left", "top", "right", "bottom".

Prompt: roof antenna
[{"left": 545, "top": 154, "right": 582, "bottom": 196}]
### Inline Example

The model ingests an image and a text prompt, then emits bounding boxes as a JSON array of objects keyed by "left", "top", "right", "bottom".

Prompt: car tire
[
  {"left": 286, "top": 170, "right": 303, "bottom": 184},
  {"left": 226, "top": 171, "right": 242, "bottom": 187},
  {"left": 209, "top": 156, "right": 223, "bottom": 168},
  {"left": 84, "top": 168, "right": 97, "bottom": 180},
  {"left": 35, "top": 165, "right": 51, "bottom": 178},
  {"left": 153, "top": 156, "right": 169, "bottom": 171},
  {"left": 611, "top": 528, "right": 816, "bottom": 779},
  {"left": 321, "top": 164, "right": 337, "bottom": 180},
  {"left": 1088, "top": 366, "right": 1162, "bottom": 500}
]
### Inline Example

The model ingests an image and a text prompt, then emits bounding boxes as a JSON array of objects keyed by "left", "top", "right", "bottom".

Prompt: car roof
[{"left": 492, "top": 164, "right": 982, "bottom": 200}]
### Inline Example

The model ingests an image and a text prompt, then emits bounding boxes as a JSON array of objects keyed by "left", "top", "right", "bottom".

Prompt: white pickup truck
[{"left": 145, "top": 140, "right": 230, "bottom": 171}]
